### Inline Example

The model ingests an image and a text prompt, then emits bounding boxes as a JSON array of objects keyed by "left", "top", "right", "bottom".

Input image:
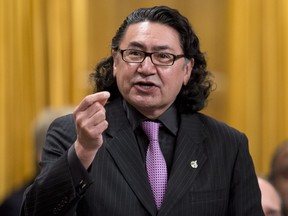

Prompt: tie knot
[{"left": 141, "top": 121, "right": 160, "bottom": 141}]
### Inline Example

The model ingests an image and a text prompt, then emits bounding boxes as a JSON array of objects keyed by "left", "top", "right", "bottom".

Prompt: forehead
[{"left": 120, "top": 21, "right": 182, "bottom": 51}]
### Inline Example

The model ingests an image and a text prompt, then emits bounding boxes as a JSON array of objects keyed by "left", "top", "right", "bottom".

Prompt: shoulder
[
  {"left": 186, "top": 113, "right": 248, "bottom": 149},
  {"left": 49, "top": 113, "right": 75, "bottom": 128},
  {"left": 43, "top": 113, "right": 77, "bottom": 153},
  {"left": 197, "top": 113, "right": 245, "bottom": 136},
  {"left": 188, "top": 113, "right": 251, "bottom": 167},
  {"left": 47, "top": 113, "right": 76, "bottom": 137}
]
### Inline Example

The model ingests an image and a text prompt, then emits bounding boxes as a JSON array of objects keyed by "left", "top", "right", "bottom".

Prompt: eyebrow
[{"left": 127, "top": 41, "right": 173, "bottom": 52}]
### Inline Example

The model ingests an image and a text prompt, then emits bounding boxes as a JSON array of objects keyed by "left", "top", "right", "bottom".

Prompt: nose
[{"left": 137, "top": 55, "right": 156, "bottom": 75}]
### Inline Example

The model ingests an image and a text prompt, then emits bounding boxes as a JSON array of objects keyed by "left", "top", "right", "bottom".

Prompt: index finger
[{"left": 75, "top": 91, "right": 110, "bottom": 112}]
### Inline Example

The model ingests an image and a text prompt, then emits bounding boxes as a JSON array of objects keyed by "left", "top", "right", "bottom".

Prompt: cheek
[
  {"left": 114, "top": 67, "right": 132, "bottom": 90},
  {"left": 168, "top": 70, "right": 187, "bottom": 87},
  {"left": 161, "top": 74, "right": 184, "bottom": 95}
]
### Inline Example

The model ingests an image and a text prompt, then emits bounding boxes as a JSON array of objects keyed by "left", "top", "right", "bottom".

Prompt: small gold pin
[{"left": 190, "top": 160, "right": 198, "bottom": 168}]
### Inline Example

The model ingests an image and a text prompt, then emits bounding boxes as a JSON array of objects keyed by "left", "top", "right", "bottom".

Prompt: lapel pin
[{"left": 190, "top": 160, "right": 198, "bottom": 168}]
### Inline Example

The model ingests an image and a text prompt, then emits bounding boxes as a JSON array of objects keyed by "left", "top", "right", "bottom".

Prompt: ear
[
  {"left": 183, "top": 58, "right": 194, "bottom": 85},
  {"left": 112, "top": 50, "right": 118, "bottom": 77}
]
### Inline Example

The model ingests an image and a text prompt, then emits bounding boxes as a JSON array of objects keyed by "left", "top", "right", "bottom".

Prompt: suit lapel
[
  {"left": 104, "top": 99, "right": 157, "bottom": 215},
  {"left": 104, "top": 100, "right": 207, "bottom": 216},
  {"left": 159, "top": 113, "right": 208, "bottom": 216}
]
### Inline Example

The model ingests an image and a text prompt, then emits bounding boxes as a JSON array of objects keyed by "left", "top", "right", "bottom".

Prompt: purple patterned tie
[{"left": 142, "top": 121, "right": 168, "bottom": 210}]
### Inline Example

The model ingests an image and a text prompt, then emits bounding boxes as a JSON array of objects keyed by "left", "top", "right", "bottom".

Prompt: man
[
  {"left": 258, "top": 177, "right": 282, "bottom": 216},
  {"left": 269, "top": 140, "right": 288, "bottom": 215},
  {"left": 21, "top": 6, "right": 264, "bottom": 215}
]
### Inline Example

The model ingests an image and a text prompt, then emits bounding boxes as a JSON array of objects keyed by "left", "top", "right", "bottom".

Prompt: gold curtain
[
  {"left": 1, "top": 0, "right": 288, "bottom": 204},
  {"left": 0, "top": 0, "right": 36, "bottom": 203},
  {"left": 0, "top": 0, "right": 90, "bottom": 202},
  {"left": 227, "top": 0, "right": 288, "bottom": 174}
]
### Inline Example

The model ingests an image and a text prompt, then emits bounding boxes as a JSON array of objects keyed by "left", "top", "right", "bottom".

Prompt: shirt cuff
[{"left": 67, "top": 144, "right": 94, "bottom": 196}]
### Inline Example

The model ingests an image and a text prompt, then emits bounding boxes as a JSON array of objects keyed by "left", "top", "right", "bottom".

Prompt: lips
[
  {"left": 138, "top": 82, "right": 154, "bottom": 88},
  {"left": 134, "top": 80, "right": 158, "bottom": 91}
]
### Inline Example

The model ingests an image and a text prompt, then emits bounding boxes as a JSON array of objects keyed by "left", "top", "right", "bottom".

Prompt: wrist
[{"left": 74, "top": 140, "right": 98, "bottom": 169}]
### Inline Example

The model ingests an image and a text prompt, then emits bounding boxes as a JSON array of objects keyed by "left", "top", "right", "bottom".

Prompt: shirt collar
[{"left": 122, "top": 100, "right": 178, "bottom": 136}]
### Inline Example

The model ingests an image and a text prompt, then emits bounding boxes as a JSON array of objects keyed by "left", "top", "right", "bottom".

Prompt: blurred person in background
[
  {"left": 269, "top": 140, "right": 288, "bottom": 216},
  {"left": 258, "top": 176, "right": 282, "bottom": 216},
  {"left": 0, "top": 107, "right": 73, "bottom": 216}
]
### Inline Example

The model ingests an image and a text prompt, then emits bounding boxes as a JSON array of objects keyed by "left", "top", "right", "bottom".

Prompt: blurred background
[{"left": 0, "top": 0, "right": 287, "bottom": 204}]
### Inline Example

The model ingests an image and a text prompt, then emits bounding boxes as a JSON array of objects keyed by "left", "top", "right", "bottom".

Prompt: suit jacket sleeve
[
  {"left": 227, "top": 133, "right": 263, "bottom": 215},
  {"left": 21, "top": 114, "right": 93, "bottom": 216}
]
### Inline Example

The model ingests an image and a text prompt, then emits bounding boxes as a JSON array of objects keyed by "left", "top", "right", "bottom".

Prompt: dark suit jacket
[{"left": 22, "top": 98, "right": 264, "bottom": 216}]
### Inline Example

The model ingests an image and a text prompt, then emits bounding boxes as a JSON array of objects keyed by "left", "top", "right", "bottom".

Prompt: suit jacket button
[{"left": 79, "top": 180, "right": 87, "bottom": 189}]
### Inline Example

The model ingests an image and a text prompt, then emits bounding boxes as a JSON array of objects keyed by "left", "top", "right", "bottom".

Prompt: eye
[
  {"left": 127, "top": 50, "right": 143, "bottom": 57},
  {"left": 155, "top": 52, "right": 173, "bottom": 60}
]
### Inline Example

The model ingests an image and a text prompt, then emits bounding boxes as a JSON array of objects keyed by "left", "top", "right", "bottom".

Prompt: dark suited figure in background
[
  {"left": 21, "top": 6, "right": 264, "bottom": 216},
  {"left": 0, "top": 107, "right": 73, "bottom": 216},
  {"left": 269, "top": 140, "right": 288, "bottom": 216}
]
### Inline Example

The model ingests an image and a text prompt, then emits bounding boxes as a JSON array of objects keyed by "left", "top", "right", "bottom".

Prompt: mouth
[
  {"left": 138, "top": 82, "right": 154, "bottom": 88},
  {"left": 134, "top": 81, "right": 158, "bottom": 91}
]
